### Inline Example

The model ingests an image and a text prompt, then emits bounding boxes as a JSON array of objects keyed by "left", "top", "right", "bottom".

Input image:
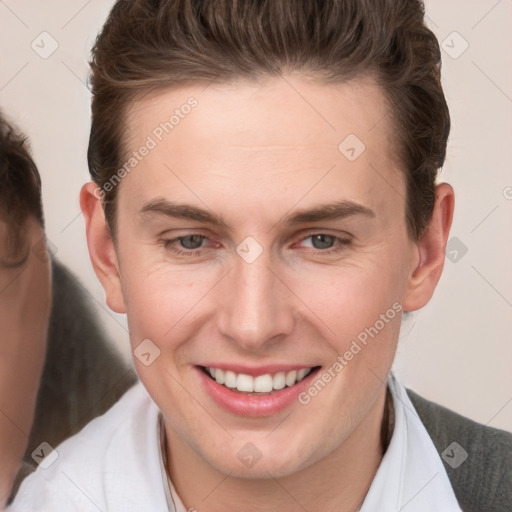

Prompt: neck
[{"left": 165, "top": 388, "right": 390, "bottom": 512}]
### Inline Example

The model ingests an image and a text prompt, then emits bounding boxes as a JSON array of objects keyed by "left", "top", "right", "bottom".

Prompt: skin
[
  {"left": 0, "top": 217, "right": 51, "bottom": 506},
  {"left": 81, "top": 75, "right": 454, "bottom": 512}
]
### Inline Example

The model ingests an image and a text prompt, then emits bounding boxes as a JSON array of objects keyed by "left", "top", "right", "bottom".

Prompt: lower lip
[{"left": 197, "top": 366, "right": 320, "bottom": 417}]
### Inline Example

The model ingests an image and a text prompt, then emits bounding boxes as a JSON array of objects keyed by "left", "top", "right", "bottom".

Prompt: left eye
[
  {"left": 301, "top": 234, "right": 338, "bottom": 250},
  {"left": 177, "top": 235, "right": 206, "bottom": 249},
  {"left": 296, "top": 233, "right": 352, "bottom": 254}
]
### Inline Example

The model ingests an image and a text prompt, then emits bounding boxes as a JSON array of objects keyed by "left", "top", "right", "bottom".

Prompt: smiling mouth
[{"left": 200, "top": 366, "right": 321, "bottom": 395}]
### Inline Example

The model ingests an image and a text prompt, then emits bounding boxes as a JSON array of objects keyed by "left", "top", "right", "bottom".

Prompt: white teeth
[
  {"left": 285, "top": 370, "right": 297, "bottom": 386},
  {"left": 224, "top": 370, "right": 237, "bottom": 388},
  {"left": 254, "top": 374, "right": 274, "bottom": 393},
  {"left": 237, "top": 374, "right": 254, "bottom": 392},
  {"left": 272, "top": 371, "right": 286, "bottom": 390},
  {"left": 206, "top": 367, "right": 314, "bottom": 393},
  {"left": 296, "top": 368, "right": 309, "bottom": 381},
  {"left": 214, "top": 368, "right": 225, "bottom": 385}
]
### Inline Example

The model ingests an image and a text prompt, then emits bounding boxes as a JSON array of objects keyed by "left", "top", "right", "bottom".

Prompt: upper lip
[{"left": 198, "top": 364, "right": 319, "bottom": 377}]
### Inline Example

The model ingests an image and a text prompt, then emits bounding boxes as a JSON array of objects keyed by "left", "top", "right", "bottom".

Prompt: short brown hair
[
  {"left": 88, "top": 0, "right": 450, "bottom": 240},
  {"left": 0, "top": 111, "right": 44, "bottom": 266}
]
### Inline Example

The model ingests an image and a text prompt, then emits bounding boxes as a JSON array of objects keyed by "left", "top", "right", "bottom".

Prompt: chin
[
  {"left": 210, "top": 452, "right": 305, "bottom": 480},
  {"left": 201, "top": 434, "right": 320, "bottom": 481}
]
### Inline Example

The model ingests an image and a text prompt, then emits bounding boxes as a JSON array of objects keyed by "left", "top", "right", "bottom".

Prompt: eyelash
[{"left": 160, "top": 233, "right": 352, "bottom": 257}]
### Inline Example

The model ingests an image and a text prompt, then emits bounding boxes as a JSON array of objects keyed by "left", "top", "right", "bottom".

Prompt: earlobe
[
  {"left": 80, "top": 182, "right": 126, "bottom": 314},
  {"left": 402, "top": 183, "right": 454, "bottom": 312}
]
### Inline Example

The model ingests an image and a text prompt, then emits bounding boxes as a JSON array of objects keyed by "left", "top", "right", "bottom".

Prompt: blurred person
[
  {"left": 10, "top": 1, "right": 512, "bottom": 511},
  {"left": 0, "top": 111, "right": 50, "bottom": 505},
  {"left": 0, "top": 110, "right": 136, "bottom": 506}
]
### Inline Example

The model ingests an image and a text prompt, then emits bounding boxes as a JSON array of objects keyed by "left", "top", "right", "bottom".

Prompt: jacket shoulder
[{"left": 407, "top": 388, "right": 512, "bottom": 512}]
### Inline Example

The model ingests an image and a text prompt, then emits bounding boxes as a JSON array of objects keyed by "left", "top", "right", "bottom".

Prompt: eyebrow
[
  {"left": 284, "top": 200, "right": 375, "bottom": 225},
  {"left": 140, "top": 199, "right": 226, "bottom": 226},
  {"left": 139, "top": 198, "right": 374, "bottom": 227}
]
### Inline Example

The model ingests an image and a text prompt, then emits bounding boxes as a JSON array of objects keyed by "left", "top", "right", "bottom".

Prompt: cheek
[
  {"left": 284, "top": 243, "right": 409, "bottom": 383},
  {"left": 120, "top": 255, "right": 218, "bottom": 350},
  {"left": 293, "top": 254, "right": 405, "bottom": 332}
]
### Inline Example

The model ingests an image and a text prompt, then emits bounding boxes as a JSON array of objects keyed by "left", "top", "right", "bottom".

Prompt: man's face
[{"left": 109, "top": 77, "right": 418, "bottom": 477}]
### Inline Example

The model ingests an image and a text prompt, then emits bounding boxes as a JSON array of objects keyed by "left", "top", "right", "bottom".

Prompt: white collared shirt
[
  {"left": 10, "top": 375, "right": 462, "bottom": 512},
  {"left": 359, "top": 374, "right": 462, "bottom": 511}
]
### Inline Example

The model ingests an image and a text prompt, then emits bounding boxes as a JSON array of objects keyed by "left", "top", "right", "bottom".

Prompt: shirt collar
[{"left": 360, "top": 373, "right": 462, "bottom": 511}]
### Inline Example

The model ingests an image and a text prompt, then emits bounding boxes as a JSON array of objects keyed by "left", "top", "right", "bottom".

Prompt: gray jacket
[{"left": 408, "top": 390, "right": 512, "bottom": 512}]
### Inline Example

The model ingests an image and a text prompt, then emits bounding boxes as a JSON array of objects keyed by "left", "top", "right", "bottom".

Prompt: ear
[
  {"left": 80, "top": 182, "right": 126, "bottom": 314},
  {"left": 402, "top": 182, "right": 454, "bottom": 312}
]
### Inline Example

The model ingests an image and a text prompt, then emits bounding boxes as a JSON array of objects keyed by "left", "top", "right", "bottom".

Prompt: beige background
[{"left": 0, "top": 0, "right": 510, "bottom": 431}]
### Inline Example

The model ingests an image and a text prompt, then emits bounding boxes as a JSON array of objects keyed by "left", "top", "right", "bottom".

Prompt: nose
[{"left": 217, "top": 253, "right": 295, "bottom": 352}]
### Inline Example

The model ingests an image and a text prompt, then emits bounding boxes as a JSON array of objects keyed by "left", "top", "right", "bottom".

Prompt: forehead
[
  {"left": 126, "top": 75, "right": 392, "bottom": 148},
  {"left": 120, "top": 76, "right": 404, "bottom": 222}
]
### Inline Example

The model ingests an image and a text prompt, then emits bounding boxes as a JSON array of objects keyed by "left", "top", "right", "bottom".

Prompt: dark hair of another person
[
  {"left": 88, "top": 0, "right": 450, "bottom": 241},
  {"left": 0, "top": 111, "right": 44, "bottom": 266}
]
